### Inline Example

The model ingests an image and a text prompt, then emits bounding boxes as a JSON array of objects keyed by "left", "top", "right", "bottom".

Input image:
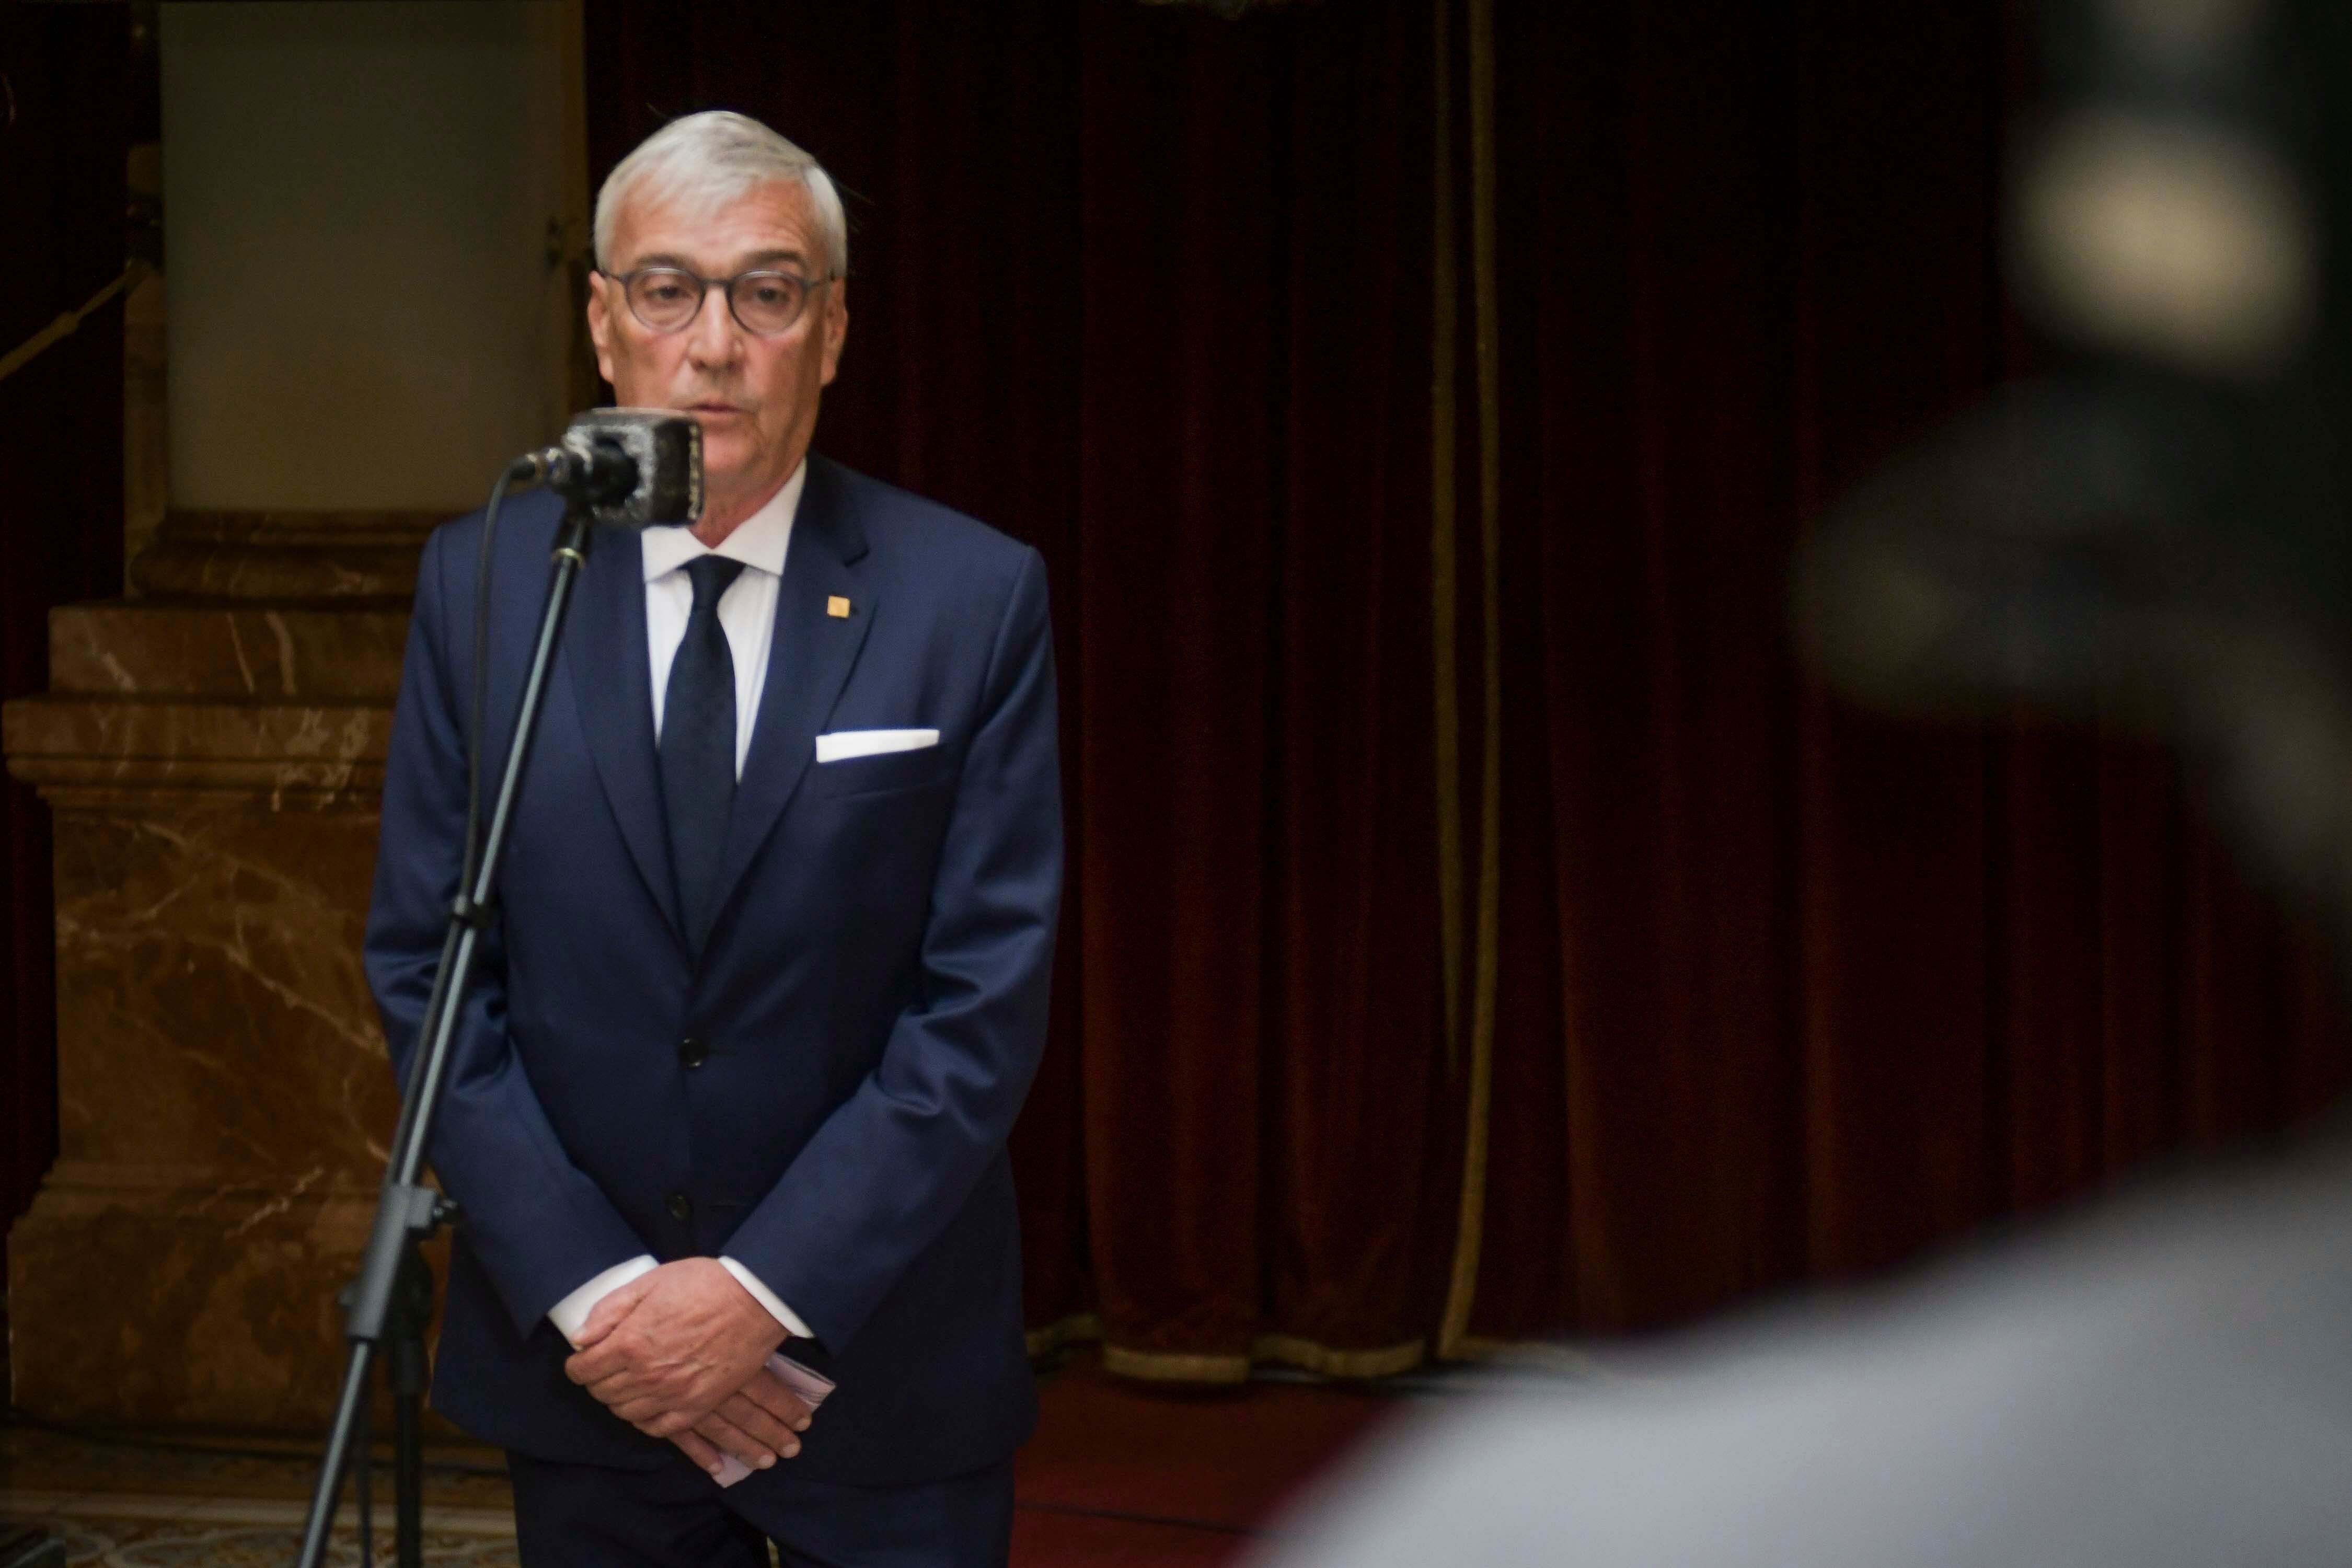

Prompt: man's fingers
[
  {"left": 572, "top": 1276, "right": 653, "bottom": 1350},
  {"left": 716, "top": 1390, "right": 798, "bottom": 1454},
  {"left": 670, "top": 1428, "right": 729, "bottom": 1479},
  {"left": 612, "top": 1390, "right": 690, "bottom": 1426},
  {"left": 590, "top": 1366, "right": 725, "bottom": 1421},
  {"left": 585, "top": 1365, "right": 653, "bottom": 1401},
  {"left": 649, "top": 1409, "right": 697, "bottom": 1439},
  {"left": 565, "top": 1340, "right": 626, "bottom": 1385},
  {"left": 734, "top": 1368, "right": 816, "bottom": 1433},
  {"left": 694, "top": 1409, "right": 788, "bottom": 1470}
]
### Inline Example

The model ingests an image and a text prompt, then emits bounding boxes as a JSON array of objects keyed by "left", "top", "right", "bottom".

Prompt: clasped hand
[{"left": 565, "top": 1257, "right": 813, "bottom": 1479}]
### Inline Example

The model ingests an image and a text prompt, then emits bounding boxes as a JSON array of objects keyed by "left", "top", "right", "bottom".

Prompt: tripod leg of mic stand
[
  {"left": 391, "top": 1245, "right": 435, "bottom": 1568},
  {"left": 394, "top": 1370, "right": 420, "bottom": 1568},
  {"left": 356, "top": 1375, "right": 374, "bottom": 1568},
  {"left": 299, "top": 1348, "right": 377, "bottom": 1566}
]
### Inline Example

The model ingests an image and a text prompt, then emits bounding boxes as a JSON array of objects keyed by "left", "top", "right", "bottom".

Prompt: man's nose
[{"left": 684, "top": 283, "right": 741, "bottom": 368}]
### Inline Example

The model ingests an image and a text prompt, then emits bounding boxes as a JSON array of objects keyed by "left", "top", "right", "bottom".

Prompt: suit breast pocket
[{"left": 800, "top": 740, "right": 960, "bottom": 801}]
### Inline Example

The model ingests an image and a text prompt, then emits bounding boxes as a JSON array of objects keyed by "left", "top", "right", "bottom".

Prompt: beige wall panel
[{"left": 162, "top": 1, "right": 572, "bottom": 511}]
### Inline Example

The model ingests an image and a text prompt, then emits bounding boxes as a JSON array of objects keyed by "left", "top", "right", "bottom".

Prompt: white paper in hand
[{"left": 709, "top": 1353, "right": 837, "bottom": 1488}]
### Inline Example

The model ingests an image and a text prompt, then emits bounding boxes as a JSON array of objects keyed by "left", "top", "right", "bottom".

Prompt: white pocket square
[{"left": 814, "top": 729, "right": 939, "bottom": 764}]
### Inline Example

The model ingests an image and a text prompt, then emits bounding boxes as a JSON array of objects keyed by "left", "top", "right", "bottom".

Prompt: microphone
[{"left": 511, "top": 408, "right": 704, "bottom": 527}]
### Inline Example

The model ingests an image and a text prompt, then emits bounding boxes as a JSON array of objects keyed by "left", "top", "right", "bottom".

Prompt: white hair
[{"left": 593, "top": 110, "right": 849, "bottom": 279}]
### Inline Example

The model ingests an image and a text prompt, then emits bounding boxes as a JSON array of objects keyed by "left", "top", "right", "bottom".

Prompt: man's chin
[{"left": 697, "top": 432, "right": 758, "bottom": 485}]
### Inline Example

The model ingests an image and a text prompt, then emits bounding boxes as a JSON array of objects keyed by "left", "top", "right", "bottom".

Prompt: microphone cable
[{"left": 461, "top": 461, "right": 538, "bottom": 898}]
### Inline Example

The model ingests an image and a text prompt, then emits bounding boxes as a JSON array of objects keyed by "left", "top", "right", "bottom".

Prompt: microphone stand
[{"left": 295, "top": 498, "right": 595, "bottom": 1568}]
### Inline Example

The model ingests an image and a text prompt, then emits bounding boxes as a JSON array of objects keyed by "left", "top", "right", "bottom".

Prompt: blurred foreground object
[
  {"left": 1264, "top": 1136, "right": 2352, "bottom": 1567},
  {"left": 1263, "top": 0, "right": 2352, "bottom": 1561},
  {"left": 1802, "top": 0, "right": 2352, "bottom": 920}
]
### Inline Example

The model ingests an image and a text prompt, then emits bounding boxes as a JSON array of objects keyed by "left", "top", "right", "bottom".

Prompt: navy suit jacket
[{"left": 363, "top": 454, "right": 1061, "bottom": 1487}]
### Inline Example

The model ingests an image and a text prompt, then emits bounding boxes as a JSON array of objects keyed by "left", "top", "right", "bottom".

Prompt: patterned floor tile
[{"left": 11, "top": 1513, "right": 519, "bottom": 1567}]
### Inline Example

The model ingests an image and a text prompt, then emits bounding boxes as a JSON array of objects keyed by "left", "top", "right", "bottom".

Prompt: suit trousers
[{"left": 505, "top": 1448, "right": 1016, "bottom": 1568}]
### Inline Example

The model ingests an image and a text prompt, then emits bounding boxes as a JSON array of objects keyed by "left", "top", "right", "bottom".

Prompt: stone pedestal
[{"left": 3, "top": 511, "right": 431, "bottom": 1428}]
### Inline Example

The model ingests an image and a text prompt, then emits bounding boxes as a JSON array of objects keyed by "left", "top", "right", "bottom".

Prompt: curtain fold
[{"left": 580, "top": 0, "right": 2346, "bottom": 1377}]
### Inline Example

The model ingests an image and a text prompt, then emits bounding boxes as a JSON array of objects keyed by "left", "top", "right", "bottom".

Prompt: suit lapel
[
  {"left": 564, "top": 524, "right": 686, "bottom": 946},
  {"left": 706, "top": 456, "right": 877, "bottom": 935}
]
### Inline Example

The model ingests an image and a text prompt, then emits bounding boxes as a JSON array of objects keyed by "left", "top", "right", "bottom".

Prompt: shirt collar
[{"left": 640, "top": 459, "right": 803, "bottom": 583}]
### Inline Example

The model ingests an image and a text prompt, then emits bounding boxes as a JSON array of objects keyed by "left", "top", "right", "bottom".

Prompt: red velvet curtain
[
  {"left": 0, "top": 3, "right": 129, "bottom": 1272},
  {"left": 1462, "top": 0, "right": 2346, "bottom": 1343},
  {"left": 581, "top": 0, "right": 2347, "bottom": 1375}
]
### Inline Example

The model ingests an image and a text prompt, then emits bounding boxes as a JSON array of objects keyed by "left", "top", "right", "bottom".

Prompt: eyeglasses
[{"left": 602, "top": 266, "right": 834, "bottom": 337}]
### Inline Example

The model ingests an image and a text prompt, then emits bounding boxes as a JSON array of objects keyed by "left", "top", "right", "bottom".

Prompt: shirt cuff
[
  {"left": 719, "top": 1256, "right": 814, "bottom": 1341},
  {"left": 547, "top": 1254, "right": 658, "bottom": 1347}
]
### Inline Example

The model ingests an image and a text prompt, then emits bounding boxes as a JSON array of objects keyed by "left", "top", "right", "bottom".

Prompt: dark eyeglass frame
[{"left": 599, "top": 265, "right": 837, "bottom": 337}]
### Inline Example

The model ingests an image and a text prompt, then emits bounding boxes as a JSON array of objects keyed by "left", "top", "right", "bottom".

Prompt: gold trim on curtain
[
  {"left": 1024, "top": 1312, "right": 1107, "bottom": 1362},
  {"left": 1453, "top": 1336, "right": 1604, "bottom": 1378},
  {"left": 1028, "top": 1314, "right": 1427, "bottom": 1384},
  {"left": 1437, "top": 0, "right": 1503, "bottom": 1362},
  {"left": 1431, "top": 0, "right": 1466, "bottom": 1079}
]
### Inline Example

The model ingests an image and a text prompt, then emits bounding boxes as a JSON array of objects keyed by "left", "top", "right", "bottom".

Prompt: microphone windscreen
[{"left": 561, "top": 408, "right": 702, "bottom": 527}]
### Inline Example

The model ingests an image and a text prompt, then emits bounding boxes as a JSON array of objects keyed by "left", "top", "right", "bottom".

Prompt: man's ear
[
  {"left": 585, "top": 273, "right": 619, "bottom": 387},
  {"left": 818, "top": 280, "right": 848, "bottom": 388}
]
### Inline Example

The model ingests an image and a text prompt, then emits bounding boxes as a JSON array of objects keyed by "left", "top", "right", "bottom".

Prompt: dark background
[
  {"left": 5, "top": 0, "right": 2343, "bottom": 1374},
  {"left": 1, "top": 0, "right": 131, "bottom": 1295}
]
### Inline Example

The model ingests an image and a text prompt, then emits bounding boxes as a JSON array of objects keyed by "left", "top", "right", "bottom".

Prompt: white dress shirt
[{"left": 547, "top": 462, "right": 813, "bottom": 1348}]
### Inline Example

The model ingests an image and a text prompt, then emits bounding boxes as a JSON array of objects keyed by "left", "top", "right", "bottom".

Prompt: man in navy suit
[{"left": 364, "top": 110, "right": 1061, "bottom": 1566}]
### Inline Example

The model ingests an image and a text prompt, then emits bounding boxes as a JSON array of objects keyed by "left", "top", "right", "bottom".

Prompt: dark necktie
[{"left": 661, "top": 555, "right": 747, "bottom": 950}]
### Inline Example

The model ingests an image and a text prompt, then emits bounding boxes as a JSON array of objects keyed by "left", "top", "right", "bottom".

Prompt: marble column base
[
  {"left": 9, "top": 1162, "right": 451, "bottom": 1432},
  {"left": 5, "top": 511, "right": 446, "bottom": 1433}
]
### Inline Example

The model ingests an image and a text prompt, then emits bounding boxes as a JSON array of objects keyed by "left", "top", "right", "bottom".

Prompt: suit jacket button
[
  {"left": 678, "top": 1036, "right": 708, "bottom": 1068},
  {"left": 666, "top": 1192, "right": 692, "bottom": 1223}
]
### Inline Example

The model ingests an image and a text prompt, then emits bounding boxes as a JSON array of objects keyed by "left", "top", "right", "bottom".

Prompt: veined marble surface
[
  {"left": 49, "top": 604, "right": 409, "bottom": 702},
  {"left": 4, "top": 514, "right": 436, "bottom": 1429}
]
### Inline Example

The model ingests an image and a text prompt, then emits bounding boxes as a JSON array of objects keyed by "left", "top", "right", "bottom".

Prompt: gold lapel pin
[{"left": 827, "top": 596, "right": 851, "bottom": 619}]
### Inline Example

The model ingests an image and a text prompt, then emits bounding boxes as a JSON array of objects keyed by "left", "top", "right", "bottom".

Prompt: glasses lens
[
  {"left": 626, "top": 270, "right": 702, "bottom": 331},
  {"left": 730, "top": 273, "right": 809, "bottom": 335}
]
